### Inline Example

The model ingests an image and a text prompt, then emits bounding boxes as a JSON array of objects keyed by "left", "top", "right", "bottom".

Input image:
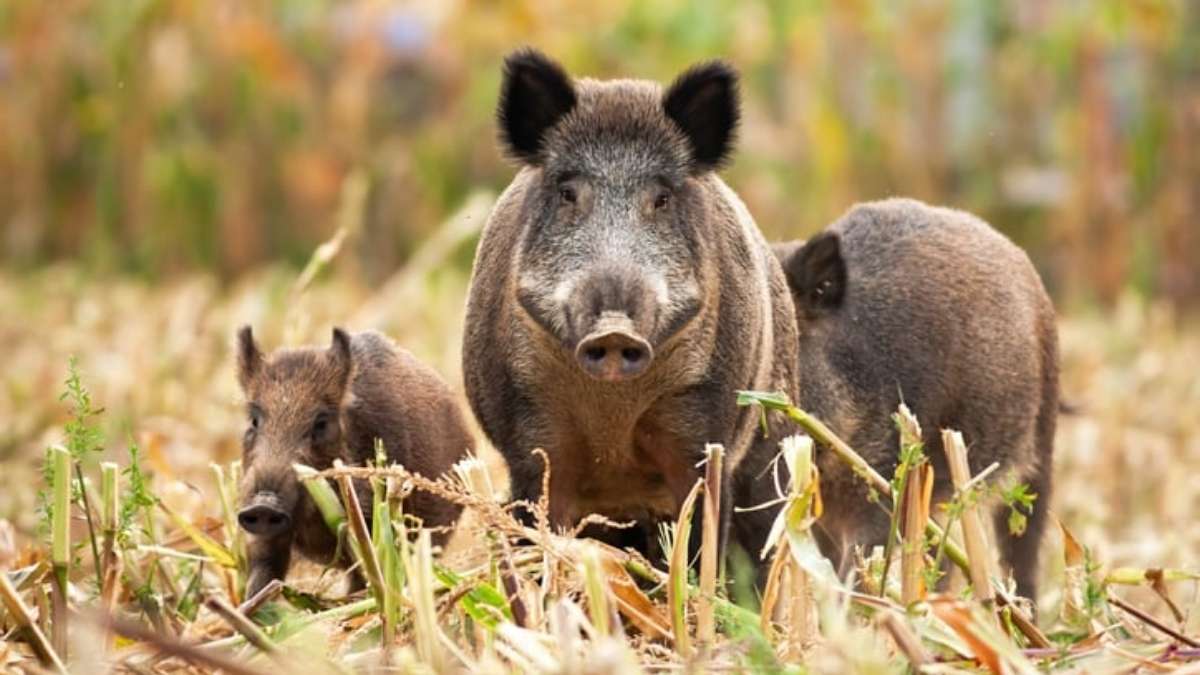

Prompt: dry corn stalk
[
  {"left": 333, "top": 459, "right": 387, "bottom": 598},
  {"left": 900, "top": 459, "right": 934, "bottom": 605},
  {"left": 759, "top": 435, "right": 822, "bottom": 656},
  {"left": 668, "top": 478, "right": 703, "bottom": 660},
  {"left": 877, "top": 610, "right": 930, "bottom": 669},
  {"left": 942, "top": 429, "right": 997, "bottom": 605},
  {"left": 48, "top": 445, "right": 70, "bottom": 660},
  {"left": 0, "top": 571, "right": 66, "bottom": 673},
  {"left": 696, "top": 443, "right": 724, "bottom": 649}
]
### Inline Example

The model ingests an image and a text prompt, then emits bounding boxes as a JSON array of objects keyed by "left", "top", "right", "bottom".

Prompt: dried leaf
[
  {"left": 1146, "top": 569, "right": 1186, "bottom": 624},
  {"left": 584, "top": 542, "right": 671, "bottom": 641},
  {"left": 157, "top": 501, "right": 237, "bottom": 568},
  {"left": 930, "top": 597, "right": 1003, "bottom": 674},
  {"left": 1060, "top": 518, "right": 1085, "bottom": 568}
]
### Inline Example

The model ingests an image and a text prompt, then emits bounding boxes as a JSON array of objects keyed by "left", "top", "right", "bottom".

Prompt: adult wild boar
[
  {"left": 236, "top": 327, "right": 472, "bottom": 597},
  {"left": 774, "top": 198, "right": 1058, "bottom": 599},
  {"left": 463, "top": 49, "right": 798, "bottom": 564}
]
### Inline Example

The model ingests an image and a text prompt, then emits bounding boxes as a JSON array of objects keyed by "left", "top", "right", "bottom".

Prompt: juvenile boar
[
  {"left": 236, "top": 327, "right": 472, "bottom": 597},
  {"left": 462, "top": 50, "right": 798, "bottom": 564},
  {"left": 774, "top": 198, "right": 1058, "bottom": 599}
]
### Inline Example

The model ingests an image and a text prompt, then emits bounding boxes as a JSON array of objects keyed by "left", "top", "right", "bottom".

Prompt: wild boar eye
[
  {"left": 248, "top": 407, "right": 262, "bottom": 430},
  {"left": 653, "top": 192, "right": 670, "bottom": 210},
  {"left": 559, "top": 186, "right": 577, "bottom": 204}
]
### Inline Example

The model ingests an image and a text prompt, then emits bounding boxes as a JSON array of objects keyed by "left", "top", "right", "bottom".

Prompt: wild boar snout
[
  {"left": 560, "top": 263, "right": 661, "bottom": 381},
  {"left": 575, "top": 313, "right": 654, "bottom": 382},
  {"left": 238, "top": 491, "right": 292, "bottom": 537}
]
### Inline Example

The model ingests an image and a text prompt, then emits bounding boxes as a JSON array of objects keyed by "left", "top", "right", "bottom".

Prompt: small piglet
[{"left": 235, "top": 326, "right": 472, "bottom": 597}]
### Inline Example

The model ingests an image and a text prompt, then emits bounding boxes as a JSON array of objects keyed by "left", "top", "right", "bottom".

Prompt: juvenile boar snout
[
  {"left": 575, "top": 313, "right": 653, "bottom": 382},
  {"left": 238, "top": 492, "right": 292, "bottom": 537}
]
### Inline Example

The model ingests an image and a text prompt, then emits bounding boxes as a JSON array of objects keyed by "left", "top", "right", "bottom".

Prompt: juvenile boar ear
[
  {"left": 497, "top": 48, "right": 577, "bottom": 165},
  {"left": 236, "top": 325, "right": 262, "bottom": 389},
  {"left": 663, "top": 60, "right": 740, "bottom": 172},
  {"left": 329, "top": 327, "right": 353, "bottom": 389},
  {"left": 783, "top": 232, "right": 847, "bottom": 313}
]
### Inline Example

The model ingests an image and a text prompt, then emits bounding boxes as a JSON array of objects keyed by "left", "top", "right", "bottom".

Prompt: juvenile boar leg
[
  {"left": 994, "top": 465, "right": 1052, "bottom": 601},
  {"left": 245, "top": 534, "right": 292, "bottom": 599},
  {"left": 995, "top": 343, "right": 1058, "bottom": 603}
]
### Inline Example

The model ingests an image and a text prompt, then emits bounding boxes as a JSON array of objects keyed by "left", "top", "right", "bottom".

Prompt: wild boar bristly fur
[
  {"left": 775, "top": 198, "right": 1058, "bottom": 600},
  {"left": 236, "top": 327, "right": 472, "bottom": 597},
  {"left": 463, "top": 49, "right": 798, "bottom": 568}
]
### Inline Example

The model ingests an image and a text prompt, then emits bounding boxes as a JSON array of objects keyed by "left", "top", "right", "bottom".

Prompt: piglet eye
[
  {"left": 311, "top": 412, "right": 332, "bottom": 439},
  {"left": 559, "top": 186, "right": 577, "bottom": 204},
  {"left": 653, "top": 192, "right": 670, "bottom": 210},
  {"left": 248, "top": 407, "right": 262, "bottom": 430}
]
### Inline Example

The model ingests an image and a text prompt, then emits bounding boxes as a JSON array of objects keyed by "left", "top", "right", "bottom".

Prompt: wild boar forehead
[
  {"left": 249, "top": 350, "right": 348, "bottom": 426},
  {"left": 542, "top": 80, "right": 692, "bottom": 180}
]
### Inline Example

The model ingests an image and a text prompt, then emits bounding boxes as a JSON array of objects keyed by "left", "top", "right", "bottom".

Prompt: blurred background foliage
[{"left": 1, "top": 0, "right": 1198, "bottom": 309}]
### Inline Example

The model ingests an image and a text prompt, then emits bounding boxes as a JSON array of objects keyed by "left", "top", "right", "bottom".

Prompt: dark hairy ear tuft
[
  {"left": 497, "top": 48, "right": 577, "bottom": 164},
  {"left": 329, "top": 328, "right": 353, "bottom": 389},
  {"left": 782, "top": 232, "right": 847, "bottom": 314},
  {"left": 663, "top": 60, "right": 740, "bottom": 172},
  {"left": 236, "top": 325, "right": 262, "bottom": 390}
]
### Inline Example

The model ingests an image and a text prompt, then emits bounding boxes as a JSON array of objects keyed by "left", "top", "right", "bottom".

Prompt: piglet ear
[
  {"left": 663, "top": 60, "right": 740, "bottom": 173},
  {"left": 236, "top": 325, "right": 262, "bottom": 390},
  {"left": 497, "top": 48, "right": 577, "bottom": 164},
  {"left": 329, "top": 327, "right": 353, "bottom": 389},
  {"left": 780, "top": 232, "right": 847, "bottom": 315}
]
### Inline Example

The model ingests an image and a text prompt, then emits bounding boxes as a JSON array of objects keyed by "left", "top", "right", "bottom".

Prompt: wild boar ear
[
  {"left": 497, "top": 48, "right": 577, "bottom": 165},
  {"left": 771, "top": 241, "right": 802, "bottom": 270},
  {"left": 236, "top": 325, "right": 262, "bottom": 390},
  {"left": 329, "top": 327, "right": 354, "bottom": 390},
  {"left": 784, "top": 232, "right": 846, "bottom": 313},
  {"left": 663, "top": 60, "right": 740, "bottom": 173}
]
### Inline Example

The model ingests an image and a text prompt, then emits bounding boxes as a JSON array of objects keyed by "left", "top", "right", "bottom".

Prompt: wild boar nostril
[
  {"left": 575, "top": 329, "right": 654, "bottom": 382},
  {"left": 238, "top": 503, "right": 291, "bottom": 536},
  {"left": 238, "top": 512, "right": 258, "bottom": 528}
]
